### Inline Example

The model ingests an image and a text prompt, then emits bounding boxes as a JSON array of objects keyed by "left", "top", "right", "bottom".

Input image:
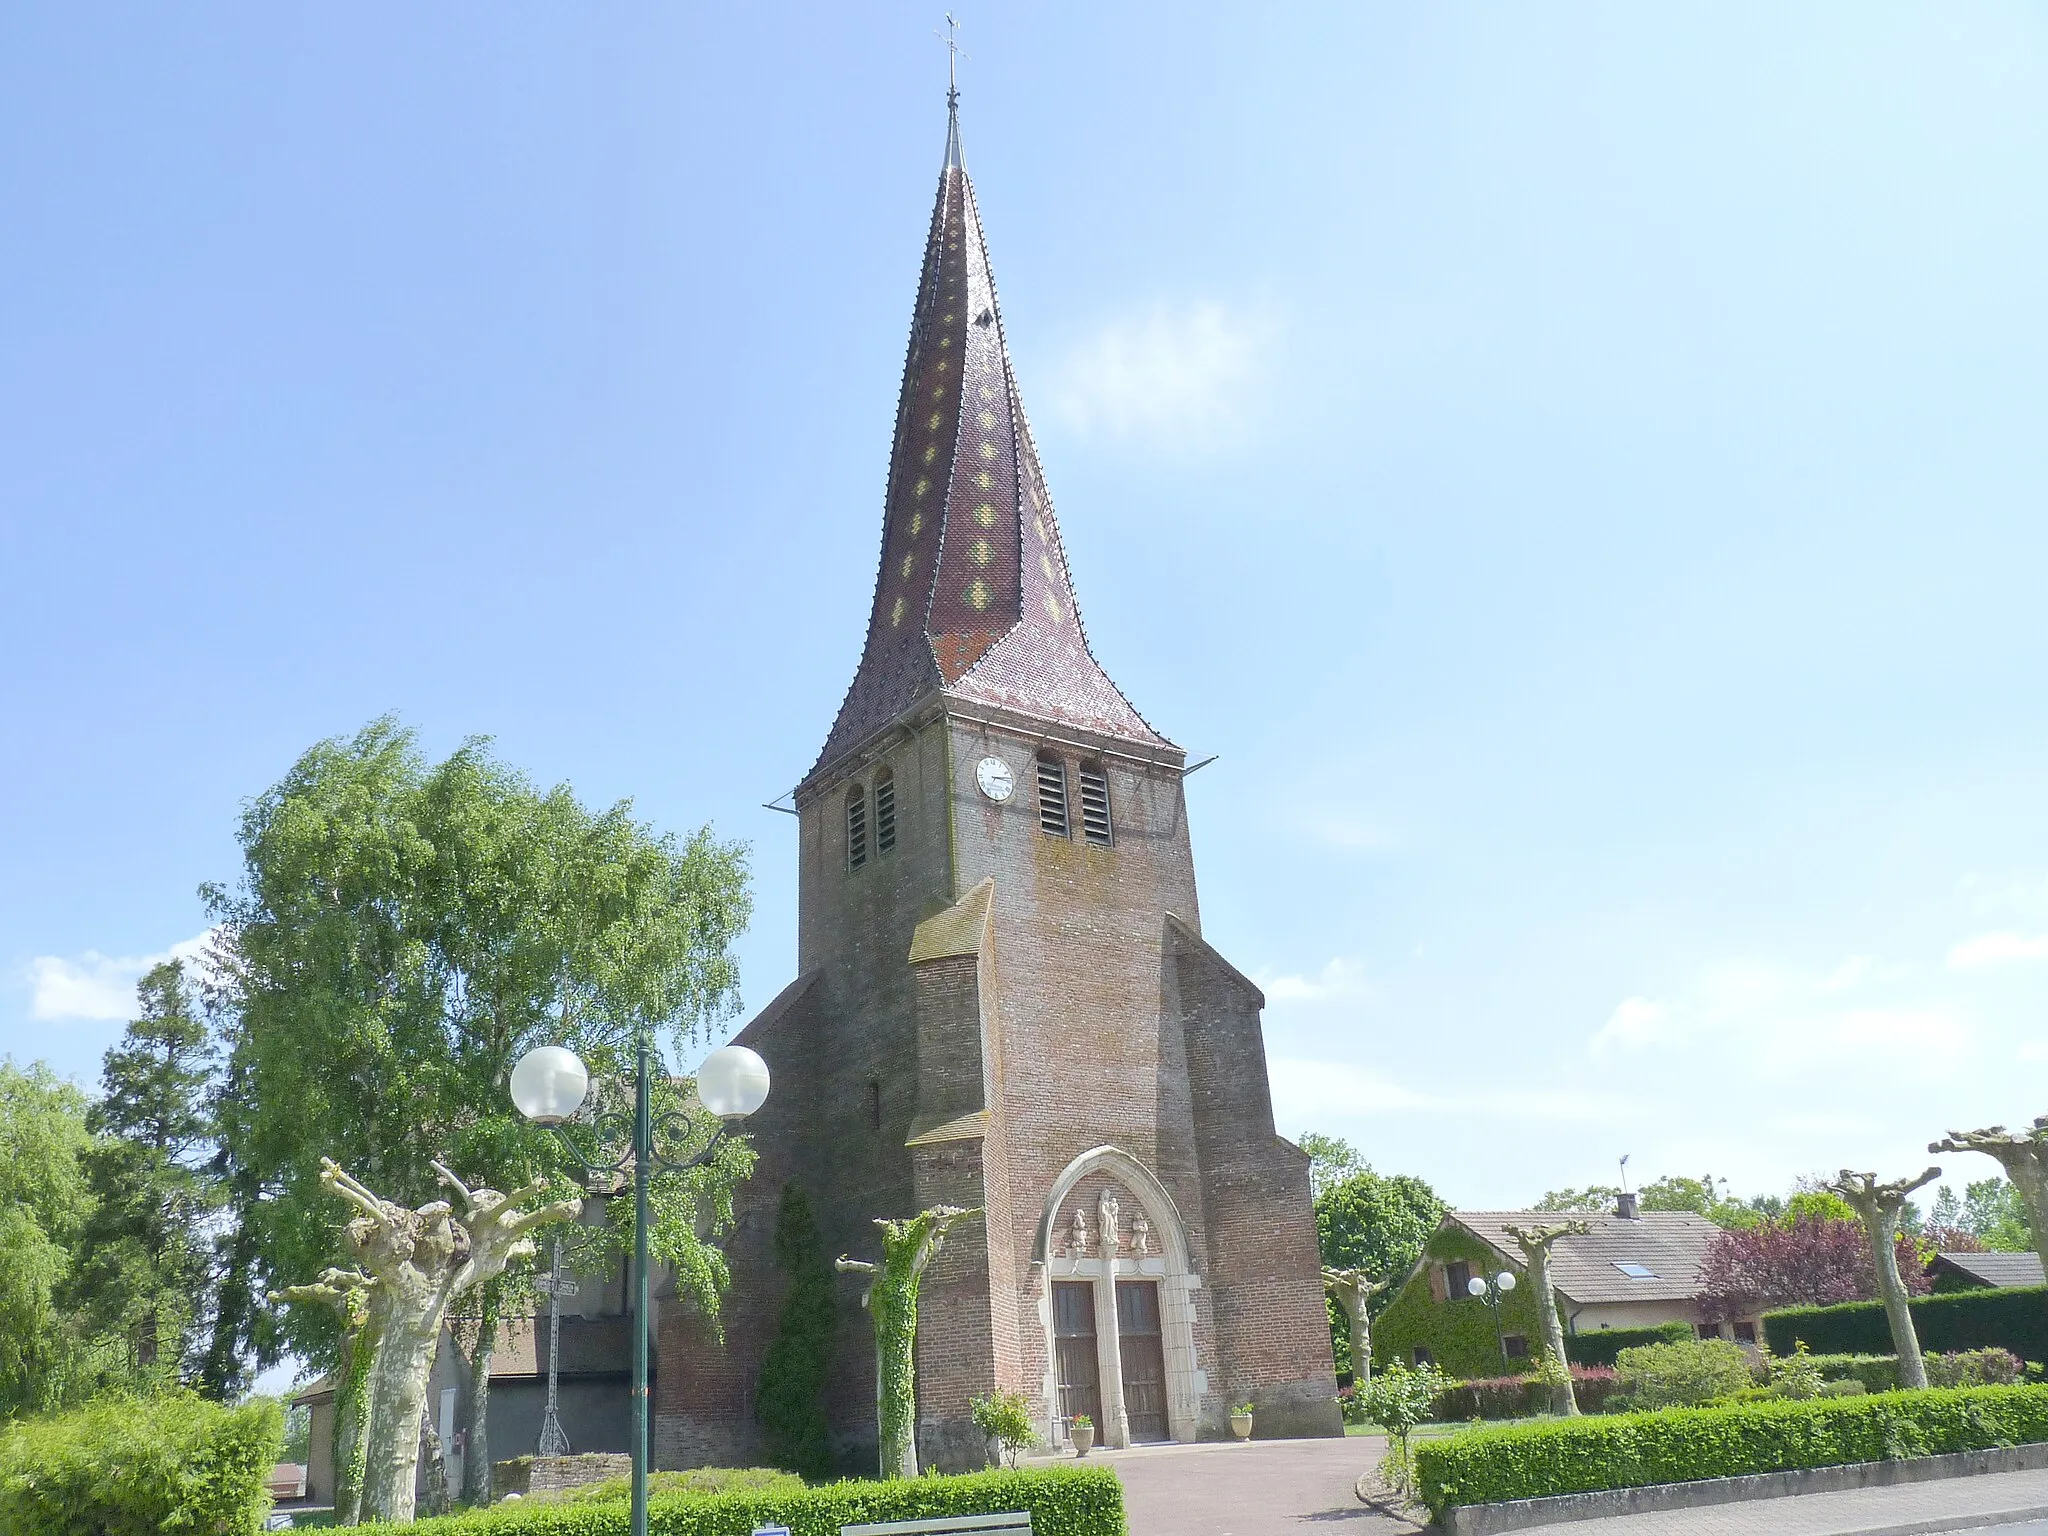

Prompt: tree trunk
[
  {"left": 1525, "top": 1248, "right": 1579, "bottom": 1416},
  {"left": 360, "top": 1276, "right": 444, "bottom": 1525},
  {"left": 335, "top": 1308, "right": 381, "bottom": 1526},
  {"left": 462, "top": 1294, "right": 498, "bottom": 1508},
  {"left": 1869, "top": 1221, "right": 1928, "bottom": 1390},
  {"left": 2005, "top": 1158, "right": 2048, "bottom": 1306},
  {"left": 1339, "top": 1290, "right": 1371, "bottom": 1388}
]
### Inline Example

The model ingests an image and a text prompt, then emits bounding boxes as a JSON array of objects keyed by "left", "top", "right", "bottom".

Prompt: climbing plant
[
  {"left": 757, "top": 1183, "right": 837, "bottom": 1481},
  {"left": 837, "top": 1205, "right": 982, "bottom": 1479}
]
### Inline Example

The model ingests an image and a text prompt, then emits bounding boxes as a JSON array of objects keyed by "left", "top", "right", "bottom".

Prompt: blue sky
[{"left": 4, "top": 4, "right": 2046, "bottom": 1213}]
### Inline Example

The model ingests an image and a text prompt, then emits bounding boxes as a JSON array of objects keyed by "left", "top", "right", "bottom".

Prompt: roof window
[{"left": 1613, "top": 1262, "right": 1659, "bottom": 1280}]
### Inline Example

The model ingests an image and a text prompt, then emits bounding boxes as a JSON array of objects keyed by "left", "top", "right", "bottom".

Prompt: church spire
[{"left": 809, "top": 85, "right": 1170, "bottom": 785}]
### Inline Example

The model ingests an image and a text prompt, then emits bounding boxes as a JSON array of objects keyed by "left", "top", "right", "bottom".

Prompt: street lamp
[
  {"left": 512, "top": 1035, "right": 769, "bottom": 1536},
  {"left": 1466, "top": 1269, "right": 1518, "bottom": 1369}
]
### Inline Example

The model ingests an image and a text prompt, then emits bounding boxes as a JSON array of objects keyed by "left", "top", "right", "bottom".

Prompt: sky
[{"left": 4, "top": 3, "right": 2047, "bottom": 1216}]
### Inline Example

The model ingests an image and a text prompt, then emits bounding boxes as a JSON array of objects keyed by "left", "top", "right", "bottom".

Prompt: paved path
[
  {"left": 1035, "top": 1436, "right": 1416, "bottom": 1536},
  {"left": 1513, "top": 1464, "right": 2048, "bottom": 1536}
]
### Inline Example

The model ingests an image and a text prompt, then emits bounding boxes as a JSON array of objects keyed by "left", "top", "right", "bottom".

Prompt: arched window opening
[
  {"left": 1037, "top": 754, "right": 1069, "bottom": 838},
  {"left": 846, "top": 783, "right": 868, "bottom": 869},
  {"left": 874, "top": 767, "right": 897, "bottom": 854},
  {"left": 1078, "top": 761, "right": 1112, "bottom": 846}
]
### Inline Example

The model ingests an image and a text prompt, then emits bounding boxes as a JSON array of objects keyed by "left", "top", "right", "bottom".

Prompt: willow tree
[
  {"left": 208, "top": 718, "right": 753, "bottom": 1518},
  {"left": 1931, "top": 1119, "right": 2048, "bottom": 1292},
  {"left": 1827, "top": 1166, "right": 1941, "bottom": 1391},
  {"left": 1502, "top": 1220, "right": 1589, "bottom": 1415},
  {"left": 837, "top": 1206, "right": 982, "bottom": 1479}
]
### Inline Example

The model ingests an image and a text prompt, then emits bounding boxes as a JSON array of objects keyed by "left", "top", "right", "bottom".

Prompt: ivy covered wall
[{"left": 1370, "top": 1223, "right": 1555, "bottom": 1380}]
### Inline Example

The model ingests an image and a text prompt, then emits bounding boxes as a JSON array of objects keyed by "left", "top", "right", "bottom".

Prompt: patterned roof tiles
[{"left": 809, "top": 104, "right": 1170, "bottom": 784}]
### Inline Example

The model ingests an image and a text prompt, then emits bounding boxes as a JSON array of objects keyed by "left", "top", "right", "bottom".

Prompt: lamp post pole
[
  {"left": 511, "top": 1035, "right": 770, "bottom": 1536},
  {"left": 1467, "top": 1270, "right": 1518, "bottom": 1372}
]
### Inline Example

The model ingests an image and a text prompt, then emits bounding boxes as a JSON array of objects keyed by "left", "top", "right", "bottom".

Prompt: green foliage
[
  {"left": 206, "top": 718, "right": 755, "bottom": 1377},
  {"left": 1415, "top": 1383, "right": 2048, "bottom": 1513},
  {"left": 1613, "top": 1338, "right": 1755, "bottom": 1410},
  {"left": 1930, "top": 1179, "right": 2037, "bottom": 1252},
  {"left": 1765, "top": 1284, "right": 2048, "bottom": 1362},
  {"left": 1801, "top": 1354, "right": 1901, "bottom": 1392},
  {"left": 0, "top": 1060, "right": 99, "bottom": 1416},
  {"left": 0, "top": 1391, "right": 283, "bottom": 1536},
  {"left": 532, "top": 1469, "right": 802, "bottom": 1505},
  {"left": 756, "top": 1184, "right": 836, "bottom": 1480},
  {"left": 377, "top": 1465, "right": 1126, "bottom": 1536},
  {"left": 1360, "top": 1360, "right": 1450, "bottom": 1497},
  {"left": 68, "top": 961, "right": 223, "bottom": 1392},
  {"left": 1762, "top": 1341, "right": 1825, "bottom": 1400},
  {"left": 1307, "top": 1146, "right": 1444, "bottom": 1374},
  {"left": 1371, "top": 1225, "right": 1549, "bottom": 1379},
  {"left": 1924, "top": 1347, "right": 2025, "bottom": 1387},
  {"left": 1533, "top": 1176, "right": 1766, "bottom": 1230},
  {"left": 971, "top": 1391, "right": 1039, "bottom": 1469},
  {"left": 1563, "top": 1323, "right": 1692, "bottom": 1368},
  {"left": 1784, "top": 1189, "right": 1858, "bottom": 1225}
]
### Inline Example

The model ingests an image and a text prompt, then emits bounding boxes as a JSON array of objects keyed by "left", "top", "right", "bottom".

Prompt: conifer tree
[{"left": 756, "top": 1182, "right": 837, "bottom": 1481}]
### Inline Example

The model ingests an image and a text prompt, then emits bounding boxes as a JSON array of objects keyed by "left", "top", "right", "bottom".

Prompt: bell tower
[{"left": 657, "top": 86, "right": 1341, "bottom": 1473}]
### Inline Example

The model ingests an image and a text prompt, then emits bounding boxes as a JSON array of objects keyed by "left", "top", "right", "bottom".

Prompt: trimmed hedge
[
  {"left": 1801, "top": 1354, "right": 1900, "bottom": 1393},
  {"left": 1435, "top": 1368, "right": 1620, "bottom": 1420},
  {"left": 372, "top": 1466, "right": 1124, "bottom": 1536},
  {"left": 1765, "top": 1285, "right": 2048, "bottom": 1361},
  {"left": 1565, "top": 1323, "right": 1692, "bottom": 1368},
  {"left": 1415, "top": 1382, "right": 2048, "bottom": 1515},
  {"left": 0, "top": 1391, "right": 284, "bottom": 1536}
]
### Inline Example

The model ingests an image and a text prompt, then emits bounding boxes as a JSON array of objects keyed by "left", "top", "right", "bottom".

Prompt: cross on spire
[{"left": 937, "top": 13, "right": 967, "bottom": 169}]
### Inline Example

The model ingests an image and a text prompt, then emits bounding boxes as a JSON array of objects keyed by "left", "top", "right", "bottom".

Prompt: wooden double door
[{"left": 1052, "top": 1279, "right": 1171, "bottom": 1443}]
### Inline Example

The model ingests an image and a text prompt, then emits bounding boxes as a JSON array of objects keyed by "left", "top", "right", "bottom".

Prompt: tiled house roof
[
  {"left": 1933, "top": 1250, "right": 2045, "bottom": 1289},
  {"left": 1451, "top": 1210, "right": 1726, "bottom": 1305},
  {"left": 807, "top": 99, "right": 1170, "bottom": 787}
]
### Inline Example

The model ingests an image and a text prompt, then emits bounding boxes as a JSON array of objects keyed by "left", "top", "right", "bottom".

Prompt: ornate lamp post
[
  {"left": 1466, "top": 1269, "right": 1518, "bottom": 1370},
  {"left": 511, "top": 1036, "right": 770, "bottom": 1536}
]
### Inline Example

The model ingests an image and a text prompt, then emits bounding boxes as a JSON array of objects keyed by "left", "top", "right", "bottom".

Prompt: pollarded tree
[
  {"left": 1826, "top": 1167, "right": 1942, "bottom": 1391},
  {"left": 1322, "top": 1269, "right": 1392, "bottom": 1389},
  {"left": 1931, "top": 1120, "right": 2048, "bottom": 1296},
  {"left": 206, "top": 719, "right": 754, "bottom": 1513},
  {"left": 837, "top": 1205, "right": 982, "bottom": 1479},
  {"left": 1310, "top": 1148, "right": 1443, "bottom": 1377},
  {"left": 273, "top": 1268, "right": 375, "bottom": 1525},
  {"left": 1502, "top": 1220, "right": 1589, "bottom": 1415}
]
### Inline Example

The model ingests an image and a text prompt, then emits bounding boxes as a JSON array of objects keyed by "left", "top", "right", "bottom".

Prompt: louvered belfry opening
[
  {"left": 846, "top": 783, "right": 868, "bottom": 869},
  {"left": 874, "top": 767, "right": 897, "bottom": 854},
  {"left": 1037, "top": 753, "right": 1069, "bottom": 838},
  {"left": 1078, "top": 761, "right": 1112, "bottom": 846}
]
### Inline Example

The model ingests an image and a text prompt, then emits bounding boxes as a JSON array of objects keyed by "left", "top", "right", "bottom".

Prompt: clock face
[{"left": 975, "top": 756, "right": 1015, "bottom": 803}]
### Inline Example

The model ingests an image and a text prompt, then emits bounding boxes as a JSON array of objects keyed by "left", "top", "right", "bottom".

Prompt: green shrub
[
  {"left": 1766, "top": 1285, "right": 2048, "bottom": 1362},
  {"left": 376, "top": 1465, "right": 1124, "bottom": 1536},
  {"left": 1815, "top": 1380, "right": 1866, "bottom": 1398},
  {"left": 1415, "top": 1382, "right": 2048, "bottom": 1513},
  {"left": 536, "top": 1469, "right": 803, "bottom": 1505},
  {"left": 1802, "top": 1355, "right": 1900, "bottom": 1393},
  {"left": 970, "top": 1391, "right": 1039, "bottom": 1470},
  {"left": 0, "top": 1391, "right": 283, "bottom": 1536},
  {"left": 1925, "top": 1347, "right": 2025, "bottom": 1388},
  {"left": 1614, "top": 1339, "right": 1754, "bottom": 1409},
  {"left": 1564, "top": 1323, "right": 1693, "bottom": 1368}
]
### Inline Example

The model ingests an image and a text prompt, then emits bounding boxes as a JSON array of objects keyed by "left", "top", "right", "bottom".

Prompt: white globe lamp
[
  {"left": 1466, "top": 1275, "right": 1487, "bottom": 1298},
  {"left": 696, "top": 1044, "right": 771, "bottom": 1121},
  {"left": 510, "top": 1045, "right": 590, "bottom": 1125},
  {"left": 1496, "top": 1271, "right": 1517, "bottom": 1293}
]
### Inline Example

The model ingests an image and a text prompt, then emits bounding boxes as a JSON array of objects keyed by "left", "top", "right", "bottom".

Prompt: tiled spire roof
[{"left": 809, "top": 100, "right": 1171, "bottom": 785}]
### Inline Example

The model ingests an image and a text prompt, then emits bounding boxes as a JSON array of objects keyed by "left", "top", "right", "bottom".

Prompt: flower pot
[
  {"left": 1072, "top": 1423, "right": 1095, "bottom": 1455},
  {"left": 1230, "top": 1413, "right": 1254, "bottom": 1440}
]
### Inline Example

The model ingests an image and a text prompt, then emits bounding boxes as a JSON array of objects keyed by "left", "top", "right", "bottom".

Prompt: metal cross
[{"left": 535, "top": 1236, "right": 579, "bottom": 1457}]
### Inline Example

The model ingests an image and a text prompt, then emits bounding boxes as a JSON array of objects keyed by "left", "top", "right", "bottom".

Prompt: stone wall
[{"left": 492, "top": 1453, "right": 630, "bottom": 1501}]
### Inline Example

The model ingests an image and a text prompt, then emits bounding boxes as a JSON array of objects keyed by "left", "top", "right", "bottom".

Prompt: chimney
[{"left": 1616, "top": 1191, "right": 1640, "bottom": 1220}]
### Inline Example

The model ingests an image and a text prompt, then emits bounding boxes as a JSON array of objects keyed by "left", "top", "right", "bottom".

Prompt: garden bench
[{"left": 840, "top": 1514, "right": 1032, "bottom": 1536}]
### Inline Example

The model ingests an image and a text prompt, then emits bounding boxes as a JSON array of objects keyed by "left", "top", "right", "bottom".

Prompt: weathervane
[{"left": 937, "top": 13, "right": 966, "bottom": 108}]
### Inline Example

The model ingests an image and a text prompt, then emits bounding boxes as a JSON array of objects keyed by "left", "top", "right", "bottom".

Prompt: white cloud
[
  {"left": 1041, "top": 300, "right": 1274, "bottom": 448},
  {"left": 1947, "top": 930, "right": 2048, "bottom": 969},
  {"left": 1591, "top": 996, "right": 1673, "bottom": 1057},
  {"left": 1268, "top": 1056, "right": 1636, "bottom": 1128},
  {"left": 1258, "top": 956, "right": 1366, "bottom": 1004},
  {"left": 25, "top": 930, "right": 216, "bottom": 1021}
]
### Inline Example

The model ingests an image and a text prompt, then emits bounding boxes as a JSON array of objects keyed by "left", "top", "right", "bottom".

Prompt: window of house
[
  {"left": 1696, "top": 1322, "right": 1723, "bottom": 1341},
  {"left": 846, "top": 783, "right": 868, "bottom": 869},
  {"left": 1503, "top": 1334, "right": 1529, "bottom": 1360},
  {"left": 1733, "top": 1320, "right": 1758, "bottom": 1344},
  {"left": 1078, "top": 761, "right": 1112, "bottom": 845},
  {"left": 1037, "top": 754, "right": 1069, "bottom": 838},
  {"left": 1412, "top": 1346, "right": 1435, "bottom": 1367},
  {"left": 874, "top": 767, "right": 897, "bottom": 854},
  {"left": 1612, "top": 1262, "right": 1658, "bottom": 1280},
  {"left": 1444, "top": 1260, "right": 1473, "bottom": 1299}
]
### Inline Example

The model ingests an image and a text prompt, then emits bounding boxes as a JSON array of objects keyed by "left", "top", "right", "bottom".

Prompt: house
[
  {"left": 1373, "top": 1196, "right": 1766, "bottom": 1379},
  {"left": 1929, "top": 1250, "right": 2046, "bottom": 1293}
]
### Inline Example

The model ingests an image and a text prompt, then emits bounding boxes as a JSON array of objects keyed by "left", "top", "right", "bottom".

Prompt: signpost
[{"left": 536, "top": 1235, "right": 580, "bottom": 1457}]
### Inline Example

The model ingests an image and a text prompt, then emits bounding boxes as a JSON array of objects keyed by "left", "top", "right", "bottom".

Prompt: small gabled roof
[
  {"left": 1450, "top": 1210, "right": 1725, "bottom": 1305},
  {"left": 1932, "top": 1250, "right": 2045, "bottom": 1290}
]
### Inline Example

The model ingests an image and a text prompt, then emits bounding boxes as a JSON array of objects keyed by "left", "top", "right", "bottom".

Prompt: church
[{"left": 659, "top": 90, "right": 1342, "bottom": 1471}]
